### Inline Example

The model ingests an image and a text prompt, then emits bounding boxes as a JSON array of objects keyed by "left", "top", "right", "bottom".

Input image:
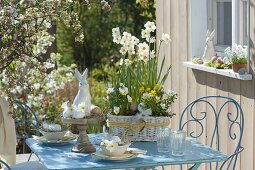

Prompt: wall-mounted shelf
[{"left": 183, "top": 61, "right": 253, "bottom": 81}]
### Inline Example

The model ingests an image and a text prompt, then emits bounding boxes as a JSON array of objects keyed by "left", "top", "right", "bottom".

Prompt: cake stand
[{"left": 62, "top": 117, "right": 99, "bottom": 153}]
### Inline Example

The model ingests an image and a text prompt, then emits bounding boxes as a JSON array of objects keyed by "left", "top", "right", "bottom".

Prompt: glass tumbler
[
  {"left": 171, "top": 130, "right": 186, "bottom": 156},
  {"left": 156, "top": 127, "right": 171, "bottom": 152}
]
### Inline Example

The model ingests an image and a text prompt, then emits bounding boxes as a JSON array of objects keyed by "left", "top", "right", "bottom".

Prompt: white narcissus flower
[
  {"left": 112, "top": 27, "right": 120, "bottom": 37},
  {"left": 122, "top": 32, "right": 132, "bottom": 41},
  {"left": 150, "top": 50, "right": 156, "bottom": 58},
  {"left": 127, "top": 95, "right": 132, "bottom": 102},
  {"left": 162, "top": 33, "right": 171, "bottom": 44},
  {"left": 150, "top": 37, "right": 156, "bottom": 43},
  {"left": 100, "top": 139, "right": 109, "bottom": 146},
  {"left": 113, "top": 106, "right": 120, "bottom": 114},
  {"left": 144, "top": 21, "right": 156, "bottom": 32},
  {"left": 78, "top": 102, "right": 86, "bottom": 112},
  {"left": 124, "top": 59, "right": 132, "bottom": 66},
  {"left": 141, "top": 29, "right": 150, "bottom": 39},
  {"left": 131, "top": 36, "right": 139, "bottom": 45},
  {"left": 106, "top": 141, "right": 118, "bottom": 152},
  {"left": 113, "top": 35, "right": 121, "bottom": 44},
  {"left": 128, "top": 48, "right": 135, "bottom": 55},
  {"left": 119, "top": 58, "right": 124, "bottom": 65},
  {"left": 120, "top": 47, "right": 127, "bottom": 55},
  {"left": 138, "top": 42, "right": 149, "bottom": 52}
]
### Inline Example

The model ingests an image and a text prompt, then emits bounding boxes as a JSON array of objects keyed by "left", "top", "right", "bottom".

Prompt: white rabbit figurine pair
[
  {"left": 62, "top": 68, "right": 92, "bottom": 119},
  {"left": 202, "top": 30, "right": 216, "bottom": 63}
]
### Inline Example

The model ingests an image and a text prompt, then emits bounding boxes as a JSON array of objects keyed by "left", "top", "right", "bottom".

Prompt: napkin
[{"left": 0, "top": 98, "right": 16, "bottom": 166}]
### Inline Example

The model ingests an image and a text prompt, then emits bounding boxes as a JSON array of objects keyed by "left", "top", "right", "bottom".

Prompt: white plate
[
  {"left": 92, "top": 151, "right": 138, "bottom": 161},
  {"left": 32, "top": 132, "right": 77, "bottom": 145}
]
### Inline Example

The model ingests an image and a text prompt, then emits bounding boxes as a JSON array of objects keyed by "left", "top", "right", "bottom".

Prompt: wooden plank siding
[{"left": 157, "top": 0, "right": 255, "bottom": 170}]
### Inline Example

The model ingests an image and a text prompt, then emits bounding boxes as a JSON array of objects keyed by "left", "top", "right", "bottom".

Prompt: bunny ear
[
  {"left": 82, "top": 68, "right": 88, "bottom": 79},
  {"left": 210, "top": 30, "right": 215, "bottom": 38},
  {"left": 74, "top": 68, "right": 82, "bottom": 81},
  {"left": 206, "top": 30, "right": 210, "bottom": 37}
]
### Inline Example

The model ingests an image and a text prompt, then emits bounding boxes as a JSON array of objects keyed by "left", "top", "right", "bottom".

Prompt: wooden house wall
[{"left": 156, "top": 0, "right": 255, "bottom": 169}]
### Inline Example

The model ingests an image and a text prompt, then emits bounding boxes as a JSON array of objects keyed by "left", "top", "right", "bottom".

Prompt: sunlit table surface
[{"left": 26, "top": 133, "right": 227, "bottom": 170}]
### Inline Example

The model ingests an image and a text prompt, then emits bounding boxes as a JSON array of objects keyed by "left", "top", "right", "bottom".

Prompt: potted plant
[
  {"left": 105, "top": 21, "right": 177, "bottom": 141},
  {"left": 224, "top": 44, "right": 248, "bottom": 73}
]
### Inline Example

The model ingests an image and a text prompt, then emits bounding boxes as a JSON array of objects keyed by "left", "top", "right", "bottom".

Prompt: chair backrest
[
  {"left": 179, "top": 96, "right": 244, "bottom": 170},
  {"left": 13, "top": 100, "right": 40, "bottom": 153},
  {"left": 0, "top": 159, "right": 11, "bottom": 170}
]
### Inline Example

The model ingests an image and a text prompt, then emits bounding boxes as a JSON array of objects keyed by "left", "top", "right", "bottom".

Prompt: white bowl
[
  {"left": 40, "top": 130, "right": 67, "bottom": 141},
  {"left": 101, "top": 144, "right": 130, "bottom": 156}
]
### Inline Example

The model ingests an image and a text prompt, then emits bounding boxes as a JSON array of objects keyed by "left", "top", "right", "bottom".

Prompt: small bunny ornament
[
  {"left": 62, "top": 101, "right": 73, "bottom": 118},
  {"left": 202, "top": 30, "right": 216, "bottom": 63},
  {"left": 73, "top": 68, "right": 92, "bottom": 118}
]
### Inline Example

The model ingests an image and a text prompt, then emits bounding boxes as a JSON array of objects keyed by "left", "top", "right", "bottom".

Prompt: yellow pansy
[
  {"left": 154, "top": 84, "right": 160, "bottom": 90},
  {"left": 139, "top": 86, "right": 145, "bottom": 93},
  {"left": 149, "top": 90, "right": 156, "bottom": 96}
]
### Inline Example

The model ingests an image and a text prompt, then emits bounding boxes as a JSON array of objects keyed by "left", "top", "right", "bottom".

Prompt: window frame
[{"left": 208, "top": 0, "right": 249, "bottom": 55}]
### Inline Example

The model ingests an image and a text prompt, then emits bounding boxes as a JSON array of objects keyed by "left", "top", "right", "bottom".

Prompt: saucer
[
  {"left": 92, "top": 151, "right": 138, "bottom": 161},
  {"left": 32, "top": 132, "right": 77, "bottom": 145}
]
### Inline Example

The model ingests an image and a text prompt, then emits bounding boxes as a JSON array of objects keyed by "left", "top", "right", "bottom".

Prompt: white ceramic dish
[
  {"left": 32, "top": 133, "right": 77, "bottom": 145},
  {"left": 92, "top": 151, "right": 138, "bottom": 161},
  {"left": 40, "top": 130, "right": 67, "bottom": 140},
  {"left": 100, "top": 144, "right": 130, "bottom": 156}
]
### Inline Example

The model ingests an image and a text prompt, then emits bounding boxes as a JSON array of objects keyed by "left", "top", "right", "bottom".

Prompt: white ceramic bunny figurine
[
  {"left": 202, "top": 30, "right": 216, "bottom": 63},
  {"left": 62, "top": 101, "right": 73, "bottom": 118},
  {"left": 73, "top": 68, "right": 91, "bottom": 117}
]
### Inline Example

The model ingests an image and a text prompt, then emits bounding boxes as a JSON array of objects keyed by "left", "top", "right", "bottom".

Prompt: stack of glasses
[{"left": 156, "top": 128, "right": 186, "bottom": 156}]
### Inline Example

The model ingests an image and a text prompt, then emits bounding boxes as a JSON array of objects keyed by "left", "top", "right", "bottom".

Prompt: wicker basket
[{"left": 107, "top": 114, "right": 171, "bottom": 141}]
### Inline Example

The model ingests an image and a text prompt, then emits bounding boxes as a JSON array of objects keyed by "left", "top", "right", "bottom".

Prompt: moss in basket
[{"left": 105, "top": 21, "right": 177, "bottom": 117}]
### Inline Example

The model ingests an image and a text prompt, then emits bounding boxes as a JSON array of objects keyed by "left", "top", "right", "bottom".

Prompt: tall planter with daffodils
[{"left": 106, "top": 21, "right": 177, "bottom": 141}]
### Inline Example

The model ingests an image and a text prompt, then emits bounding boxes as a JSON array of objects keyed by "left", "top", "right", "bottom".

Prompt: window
[
  {"left": 209, "top": 0, "right": 249, "bottom": 54},
  {"left": 190, "top": 0, "right": 249, "bottom": 58}
]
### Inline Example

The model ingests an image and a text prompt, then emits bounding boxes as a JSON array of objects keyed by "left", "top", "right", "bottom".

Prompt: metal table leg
[{"left": 188, "top": 163, "right": 202, "bottom": 170}]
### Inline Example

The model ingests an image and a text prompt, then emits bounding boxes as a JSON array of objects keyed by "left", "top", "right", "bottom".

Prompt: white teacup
[{"left": 101, "top": 144, "right": 130, "bottom": 156}]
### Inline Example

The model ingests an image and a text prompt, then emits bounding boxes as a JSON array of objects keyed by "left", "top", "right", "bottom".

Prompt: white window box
[{"left": 183, "top": 61, "right": 252, "bottom": 81}]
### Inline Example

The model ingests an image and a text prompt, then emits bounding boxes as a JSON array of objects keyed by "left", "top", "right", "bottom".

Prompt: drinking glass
[
  {"left": 170, "top": 130, "right": 186, "bottom": 156},
  {"left": 156, "top": 127, "right": 171, "bottom": 152}
]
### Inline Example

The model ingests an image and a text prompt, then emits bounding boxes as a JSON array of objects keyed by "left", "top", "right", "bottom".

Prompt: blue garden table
[{"left": 26, "top": 133, "right": 227, "bottom": 170}]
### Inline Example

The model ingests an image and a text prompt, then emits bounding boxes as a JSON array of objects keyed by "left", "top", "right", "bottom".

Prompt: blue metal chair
[
  {"left": 179, "top": 96, "right": 244, "bottom": 170},
  {"left": 0, "top": 159, "right": 11, "bottom": 170},
  {"left": 13, "top": 100, "right": 40, "bottom": 161}
]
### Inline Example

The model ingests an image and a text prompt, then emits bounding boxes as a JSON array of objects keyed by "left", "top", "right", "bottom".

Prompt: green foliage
[
  {"left": 232, "top": 57, "right": 247, "bottom": 64},
  {"left": 57, "top": 0, "right": 156, "bottom": 69},
  {"left": 205, "top": 61, "right": 231, "bottom": 69}
]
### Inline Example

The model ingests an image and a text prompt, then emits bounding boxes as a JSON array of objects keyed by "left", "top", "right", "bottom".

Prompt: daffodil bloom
[{"left": 146, "top": 88, "right": 151, "bottom": 92}]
